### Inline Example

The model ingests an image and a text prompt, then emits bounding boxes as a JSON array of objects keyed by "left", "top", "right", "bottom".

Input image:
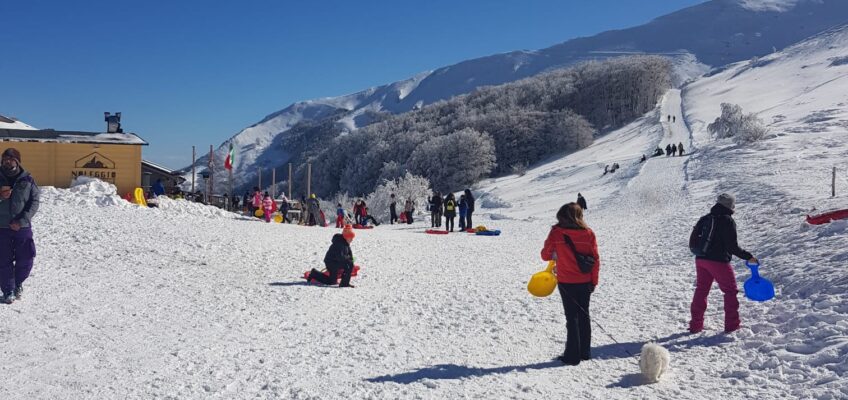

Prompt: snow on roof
[
  {"left": 0, "top": 115, "right": 37, "bottom": 130},
  {"left": 0, "top": 129, "right": 148, "bottom": 145}
]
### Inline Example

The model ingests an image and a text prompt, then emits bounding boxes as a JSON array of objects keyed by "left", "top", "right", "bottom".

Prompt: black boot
[{"left": 14, "top": 284, "right": 23, "bottom": 300}]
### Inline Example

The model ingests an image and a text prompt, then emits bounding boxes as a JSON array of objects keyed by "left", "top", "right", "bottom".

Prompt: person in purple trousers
[
  {"left": 0, "top": 148, "right": 40, "bottom": 304},
  {"left": 688, "top": 193, "right": 757, "bottom": 333}
]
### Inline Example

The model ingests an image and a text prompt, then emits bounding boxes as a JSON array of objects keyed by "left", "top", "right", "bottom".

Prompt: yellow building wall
[{"left": 0, "top": 141, "right": 143, "bottom": 195}]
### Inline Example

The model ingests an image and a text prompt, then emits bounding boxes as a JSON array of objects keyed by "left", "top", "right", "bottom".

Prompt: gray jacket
[{"left": 0, "top": 168, "right": 40, "bottom": 229}]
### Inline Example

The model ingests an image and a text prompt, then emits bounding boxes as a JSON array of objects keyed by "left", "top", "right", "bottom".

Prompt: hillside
[{"left": 185, "top": 0, "right": 848, "bottom": 195}]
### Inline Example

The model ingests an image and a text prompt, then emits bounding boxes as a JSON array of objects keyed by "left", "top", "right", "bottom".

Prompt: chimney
[{"left": 104, "top": 112, "right": 123, "bottom": 133}]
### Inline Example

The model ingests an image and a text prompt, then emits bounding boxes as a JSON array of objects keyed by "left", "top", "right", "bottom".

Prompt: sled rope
[{"left": 568, "top": 296, "right": 640, "bottom": 364}]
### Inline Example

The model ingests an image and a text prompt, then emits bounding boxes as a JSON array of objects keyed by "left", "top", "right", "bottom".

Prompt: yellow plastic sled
[
  {"left": 133, "top": 187, "right": 147, "bottom": 207},
  {"left": 528, "top": 260, "right": 557, "bottom": 297}
]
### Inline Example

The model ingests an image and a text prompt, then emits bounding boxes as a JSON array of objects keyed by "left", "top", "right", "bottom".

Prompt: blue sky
[{"left": 1, "top": 0, "right": 704, "bottom": 168}]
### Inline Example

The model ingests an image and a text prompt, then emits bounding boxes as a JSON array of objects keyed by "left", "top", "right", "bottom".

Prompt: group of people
[
  {"left": 539, "top": 192, "right": 756, "bottom": 365},
  {"left": 665, "top": 142, "right": 686, "bottom": 157},
  {"left": 428, "top": 189, "right": 475, "bottom": 232}
]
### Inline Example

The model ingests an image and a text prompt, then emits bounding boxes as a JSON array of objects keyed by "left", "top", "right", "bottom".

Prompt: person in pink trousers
[
  {"left": 262, "top": 194, "right": 274, "bottom": 223},
  {"left": 688, "top": 193, "right": 757, "bottom": 334}
]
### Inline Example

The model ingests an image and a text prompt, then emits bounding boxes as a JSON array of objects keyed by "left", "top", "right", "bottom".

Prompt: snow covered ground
[{"left": 3, "top": 26, "right": 848, "bottom": 400}]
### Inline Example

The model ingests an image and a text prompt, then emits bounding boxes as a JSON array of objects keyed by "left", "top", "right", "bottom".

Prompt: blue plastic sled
[
  {"left": 475, "top": 230, "right": 501, "bottom": 236},
  {"left": 743, "top": 262, "right": 774, "bottom": 302}
]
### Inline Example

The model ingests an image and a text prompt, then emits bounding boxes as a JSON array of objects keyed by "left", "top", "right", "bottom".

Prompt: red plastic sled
[
  {"left": 425, "top": 229, "right": 449, "bottom": 235},
  {"left": 806, "top": 209, "right": 848, "bottom": 225},
  {"left": 352, "top": 224, "right": 374, "bottom": 229},
  {"left": 465, "top": 228, "right": 476, "bottom": 233},
  {"left": 303, "top": 265, "right": 361, "bottom": 282}
]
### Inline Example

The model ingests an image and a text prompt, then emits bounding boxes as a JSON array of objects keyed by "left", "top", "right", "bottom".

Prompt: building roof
[
  {"left": 0, "top": 128, "right": 148, "bottom": 145},
  {"left": 0, "top": 115, "right": 37, "bottom": 130},
  {"left": 142, "top": 160, "right": 187, "bottom": 183}
]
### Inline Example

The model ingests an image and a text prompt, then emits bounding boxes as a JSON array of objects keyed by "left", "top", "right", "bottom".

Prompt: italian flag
[{"left": 224, "top": 143, "right": 235, "bottom": 170}]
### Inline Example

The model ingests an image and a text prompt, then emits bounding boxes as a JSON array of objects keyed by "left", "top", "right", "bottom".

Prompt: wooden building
[{"left": 0, "top": 128, "right": 148, "bottom": 196}]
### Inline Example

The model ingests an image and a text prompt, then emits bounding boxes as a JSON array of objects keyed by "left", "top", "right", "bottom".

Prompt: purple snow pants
[
  {"left": 689, "top": 258, "right": 740, "bottom": 333},
  {"left": 0, "top": 227, "right": 35, "bottom": 295}
]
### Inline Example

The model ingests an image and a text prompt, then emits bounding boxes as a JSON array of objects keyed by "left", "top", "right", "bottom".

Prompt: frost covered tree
[
  {"left": 707, "top": 103, "right": 768, "bottom": 143},
  {"left": 366, "top": 172, "right": 431, "bottom": 220},
  {"left": 407, "top": 128, "right": 496, "bottom": 192}
]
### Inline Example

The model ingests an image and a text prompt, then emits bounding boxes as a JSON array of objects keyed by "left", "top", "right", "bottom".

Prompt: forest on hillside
[{"left": 283, "top": 55, "right": 671, "bottom": 196}]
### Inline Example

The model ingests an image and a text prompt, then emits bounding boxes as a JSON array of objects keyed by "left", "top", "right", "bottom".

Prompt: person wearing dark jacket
[
  {"left": 443, "top": 193, "right": 457, "bottom": 232},
  {"left": 464, "top": 189, "right": 475, "bottom": 229},
  {"left": 389, "top": 194, "right": 398, "bottom": 224},
  {"left": 0, "top": 148, "right": 40, "bottom": 304},
  {"left": 665, "top": 144, "right": 672, "bottom": 157},
  {"left": 541, "top": 202, "right": 600, "bottom": 365},
  {"left": 307, "top": 233, "right": 355, "bottom": 287},
  {"left": 430, "top": 191, "right": 443, "bottom": 228},
  {"left": 688, "top": 193, "right": 757, "bottom": 334},
  {"left": 458, "top": 195, "right": 468, "bottom": 231},
  {"left": 576, "top": 193, "right": 587, "bottom": 210}
]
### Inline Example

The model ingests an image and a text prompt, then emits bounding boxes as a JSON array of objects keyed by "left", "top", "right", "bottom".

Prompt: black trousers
[
  {"left": 465, "top": 210, "right": 473, "bottom": 229},
  {"left": 405, "top": 211, "right": 413, "bottom": 224},
  {"left": 557, "top": 282, "right": 592, "bottom": 363},
  {"left": 308, "top": 262, "right": 352, "bottom": 286},
  {"left": 445, "top": 215, "right": 454, "bottom": 232},
  {"left": 390, "top": 205, "right": 398, "bottom": 224},
  {"left": 431, "top": 211, "right": 442, "bottom": 227}
]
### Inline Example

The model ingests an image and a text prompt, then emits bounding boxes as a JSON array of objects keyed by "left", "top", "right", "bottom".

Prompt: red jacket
[{"left": 540, "top": 225, "right": 600, "bottom": 285}]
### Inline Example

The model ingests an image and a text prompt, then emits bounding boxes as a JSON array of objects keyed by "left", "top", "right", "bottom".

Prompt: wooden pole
[
  {"left": 191, "top": 146, "right": 196, "bottom": 194},
  {"left": 272, "top": 168, "right": 276, "bottom": 198},
  {"left": 307, "top": 163, "right": 312, "bottom": 197},
  {"left": 208, "top": 145, "right": 214, "bottom": 198},
  {"left": 258, "top": 168, "right": 262, "bottom": 191},
  {"left": 288, "top": 163, "right": 292, "bottom": 199}
]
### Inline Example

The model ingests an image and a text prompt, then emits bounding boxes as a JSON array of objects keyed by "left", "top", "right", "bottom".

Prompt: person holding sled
[
  {"left": 541, "top": 202, "right": 600, "bottom": 365},
  {"left": 306, "top": 233, "right": 355, "bottom": 288},
  {"left": 688, "top": 193, "right": 757, "bottom": 334},
  {"left": 443, "top": 193, "right": 457, "bottom": 232}
]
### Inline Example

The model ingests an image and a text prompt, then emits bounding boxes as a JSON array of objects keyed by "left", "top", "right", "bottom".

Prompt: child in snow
[
  {"left": 541, "top": 203, "right": 600, "bottom": 365},
  {"left": 306, "top": 233, "right": 355, "bottom": 287},
  {"left": 336, "top": 203, "right": 345, "bottom": 228},
  {"left": 262, "top": 194, "right": 274, "bottom": 223}
]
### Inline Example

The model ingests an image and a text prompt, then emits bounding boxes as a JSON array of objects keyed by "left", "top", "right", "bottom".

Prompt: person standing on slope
[
  {"left": 665, "top": 144, "right": 672, "bottom": 157},
  {"left": 464, "top": 189, "right": 475, "bottom": 229},
  {"left": 0, "top": 148, "right": 40, "bottom": 304},
  {"left": 688, "top": 193, "right": 758, "bottom": 334},
  {"left": 458, "top": 194, "right": 468, "bottom": 231},
  {"left": 262, "top": 193, "right": 274, "bottom": 223},
  {"left": 540, "top": 203, "right": 600, "bottom": 365},
  {"left": 678, "top": 142, "right": 685, "bottom": 156},
  {"left": 443, "top": 193, "right": 457, "bottom": 232},
  {"left": 404, "top": 198, "right": 415, "bottom": 224},
  {"left": 576, "top": 193, "right": 587, "bottom": 211},
  {"left": 389, "top": 194, "right": 398, "bottom": 224},
  {"left": 430, "top": 191, "right": 443, "bottom": 228}
]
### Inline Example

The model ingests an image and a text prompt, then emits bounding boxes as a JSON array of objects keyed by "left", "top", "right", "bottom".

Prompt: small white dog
[{"left": 639, "top": 343, "right": 670, "bottom": 383}]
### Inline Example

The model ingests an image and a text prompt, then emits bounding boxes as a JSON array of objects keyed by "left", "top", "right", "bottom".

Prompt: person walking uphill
[
  {"left": 0, "top": 148, "right": 40, "bottom": 304},
  {"left": 576, "top": 193, "right": 587, "bottom": 210},
  {"left": 540, "top": 203, "right": 600, "bottom": 365},
  {"left": 306, "top": 233, "right": 356, "bottom": 288},
  {"left": 688, "top": 193, "right": 757, "bottom": 334}
]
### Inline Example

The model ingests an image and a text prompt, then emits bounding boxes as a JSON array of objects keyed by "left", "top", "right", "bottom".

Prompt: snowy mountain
[
  {"left": 9, "top": 20, "right": 847, "bottom": 398},
  {"left": 0, "top": 114, "right": 37, "bottom": 130},
  {"left": 187, "top": 0, "right": 848, "bottom": 195}
]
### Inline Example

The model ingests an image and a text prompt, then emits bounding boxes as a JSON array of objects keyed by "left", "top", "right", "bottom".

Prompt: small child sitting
[{"left": 307, "top": 233, "right": 355, "bottom": 287}]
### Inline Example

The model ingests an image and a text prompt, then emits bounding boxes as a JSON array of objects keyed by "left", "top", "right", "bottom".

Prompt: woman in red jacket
[{"left": 540, "top": 202, "right": 600, "bottom": 365}]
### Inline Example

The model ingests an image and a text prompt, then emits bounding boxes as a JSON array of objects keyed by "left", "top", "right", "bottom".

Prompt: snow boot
[
  {"left": 14, "top": 284, "right": 23, "bottom": 300},
  {"left": 0, "top": 292, "right": 14, "bottom": 304}
]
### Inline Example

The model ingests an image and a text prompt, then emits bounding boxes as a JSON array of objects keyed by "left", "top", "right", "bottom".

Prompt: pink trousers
[{"left": 689, "top": 258, "right": 740, "bottom": 333}]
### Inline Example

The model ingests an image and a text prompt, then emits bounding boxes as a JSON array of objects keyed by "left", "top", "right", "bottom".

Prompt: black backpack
[{"left": 689, "top": 215, "right": 716, "bottom": 257}]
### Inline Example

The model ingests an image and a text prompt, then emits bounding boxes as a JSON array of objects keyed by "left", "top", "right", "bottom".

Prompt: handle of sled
[
  {"left": 745, "top": 261, "right": 760, "bottom": 279},
  {"left": 545, "top": 260, "right": 556, "bottom": 273}
]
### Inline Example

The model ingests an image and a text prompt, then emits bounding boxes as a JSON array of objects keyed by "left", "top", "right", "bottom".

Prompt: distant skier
[
  {"left": 671, "top": 144, "right": 678, "bottom": 156},
  {"left": 673, "top": 116, "right": 676, "bottom": 123},
  {"left": 603, "top": 165, "right": 610, "bottom": 176},
  {"left": 306, "top": 233, "right": 356, "bottom": 288},
  {"left": 577, "top": 193, "right": 587, "bottom": 210},
  {"left": 688, "top": 193, "right": 758, "bottom": 334},
  {"left": 665, "top": 144, "right": 672, "bottom": 157},
  {"left": 640, "top": 154, "right": 647, "bottom": 163},
  {"left": 678, "top": 142, "right": 685, "bottom": 156},
  {"left": 667, "top": 115, "right": 671, "bottom": 122}
]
